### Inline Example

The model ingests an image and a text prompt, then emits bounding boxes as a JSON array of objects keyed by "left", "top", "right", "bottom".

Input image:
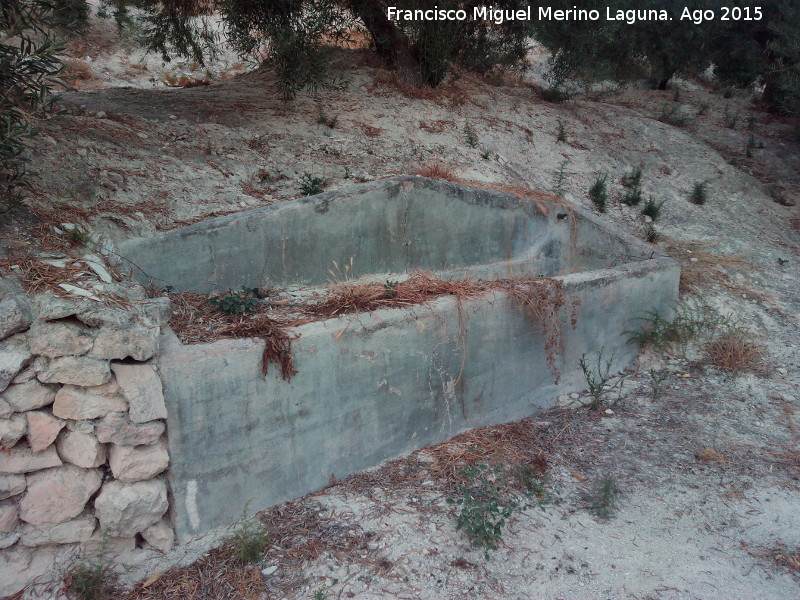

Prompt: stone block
[
  {"left": 110, "top": 363, "right": 166, "bottom": 423},
  {"left": 19, "top": 465, "right": 101, "bottom": 525},
  {"left": 90, "top": 326, "right": 159, "bottom": 361},
  {"left": 0, "top": 474, "right": 26, "bottom": 499},
  {"left": 0, "top": 380, "right": 57, "bottom": 412},
  {"left": 0, "top": 442, "right": 61, "bottom": 474},
  {"left": 56, "top": 429, "right": 107, "bottom": 468},
  {"left": 27, "top": 411, "right": 65, "bottom": 452},
  {"left": 0, "top": 414, "right": 26, "bottom": 449},
  {"left": 109, "top": 439, "right": 169, "bottom": 482},
  {"left": 27, "top": 321, "right": 94, "bottom": 358},
  {"left": 141, "top": 518, "right": 174, "bottom": 552},
  {"left": 52, "top": 381, "right": 127, "bottom": 420},
  {"left": 37, "top": 356, "right": 111, "bottom": 386},
  {"left": 95, "top": 412, "right": 164, "bottom": 446},
  {"left": 0, "top": 296, "right": 32, "bottom": 342},
  {"left": 94, "top": 479, "right": 168, "bottom": 537},
  {"left": 0, "top": 334, "right": 31, "bottom": 392},
  {"left": 19, "top": 514, "right": 96, "bottom": 546}
]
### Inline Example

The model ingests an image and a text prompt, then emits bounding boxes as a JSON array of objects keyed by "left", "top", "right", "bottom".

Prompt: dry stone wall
[{"left": 0, "top": 271, "right": 175, "bottom": 598}]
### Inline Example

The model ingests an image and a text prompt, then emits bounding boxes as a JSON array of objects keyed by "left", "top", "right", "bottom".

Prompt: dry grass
[
  {"left": 662, "top": 238, "right": 752, "bottom": 294},
  {"left": 163, "top": 291, "right": 297, "bottom": 380},
  {"left": 119, "top": 545, "right": 264, "bottom": 600},
  {"left": 774, "top": 549, "right": 800, "bottom": 574},
  {"left": 414, "top": 160, "right": 458, "bottom": 181},
  {"left": 62, "top": 57, "right": 94, "bottom": 81},
  {"left": 306, "top": 271, "right": 576, "bottom": 381},
  {"left": 706, "top": 332, "right": 766, "bottom": 372},
  {"left": 695, "top": 447, "right": 729, "bottom": 463}
]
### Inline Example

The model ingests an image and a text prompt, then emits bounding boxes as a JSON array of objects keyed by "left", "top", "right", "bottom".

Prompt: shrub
[
  {"left": 446, "top": 463, "right": 530, "bottom": 556},
  {"left": 230, "top": 515, "right": 270, "bottom": 564},
  {"left": 587, "top": 474, "right": 620, "bottom": 520},
  {"left": 641, "top": 197, "right": 665, "bottom": 221},
  {"left": 659, "top": 102, "right": 692, "bottom": 127},
  {"left": 67, "top": 559, "right": 117, "bottom": 600},
  {"left": 689, "top": 181, "right": 708, "bottom": 205},
  {"left": 463, "top": 121, "right": 478, "bottom": 148},
  {"left": 643, "top": 224, "right": 660, "bottom": 243},
  {"left": 588, "top": 173, "right": 608, "bottom": 212},
  {"left": 299, "top": 172, "right": 327, "bottom": 195},
  {"left": 723, "top": 104, "right": 740, "bottom": 128},
  {"left": 556, "top": 118, "right": 567, "bottom": 142},
  {"left": 626, "top": 303, "right": 727, "bottom": 355},
  {"left": 621, "top": 166, "right": 643, "bottom": 190},
  {"left": 551, "top": 158, "right": 570, "bottom": 196},
  {"left": 579, "top": 346, "right": 624, "bottom": 410},
  {"left": 209, "top": 287, "right": 259, "bottom": 315}
]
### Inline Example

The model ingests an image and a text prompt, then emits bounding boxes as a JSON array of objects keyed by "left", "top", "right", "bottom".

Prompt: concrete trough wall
[
  {"left": 119, "top": 177, "right": 642, "bottom": 291},
  {"left": 116, "top": 177, "right": 680, "bottom": 543}
]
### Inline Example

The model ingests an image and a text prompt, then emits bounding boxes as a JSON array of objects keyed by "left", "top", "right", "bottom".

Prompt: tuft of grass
[
  {"left": 723, "top": 104, "right": 739, "bottom": 128},
  {"left": 66, "top": 226, "right": 92, "bottom": 247},
  {"left": 68, "top": 560, "right": 117, "bottom": 600},
  {"left": 643, "top": 224, "right": 660, "bottom": 243},
  {"left": 659, "top": 102, "right": 691, "bottom": 127},
  {"left": 587, "top": 474, "right": 621, "bottom": 520},
  {"left": 641, "top": 197, "right": 665, "bottom": 221},
  {"left": 648, "top": 369, "right": 669, "bottom": 401},
  {"left": 706, "top": 330, "right": 765, "bottom": 373},
  {"left": 316, "top": 107, "right": 338, "bottom": 128},
  {"left": 415, "top": 160, "right": 457, "bottom": 181},
  {"left": 299, "top": 172, "right": 327, "bottom": 196},
  {"left": 579, "top": 346, "right": 624, "bottom": 410},
  {"left": 689, "top": 181, "right": 708, "bottom": 205},
  {"left": 230, "top": 516, "right": 270, "bottom": 564},
  {"left": 588, "top": 173, "right": 608, "bottom": 212},
  {"left": 463, "top": 121, "right": 478, "bottom": 148},
  {"left": 556, "top": 118, "right": 567, "bottom": 142}
]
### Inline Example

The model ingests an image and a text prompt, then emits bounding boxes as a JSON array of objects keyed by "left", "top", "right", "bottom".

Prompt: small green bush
[
  {"left": 641, "top": 197, "right": 665, "bottom": 220},
  {"left": 689, "top": 181, "right": 708, "bottom": 205},
  {"left": 723, "top": 104, "right": 740, "bottom": 128},
  {"left": 643, "top": 224, "right": 660, "bottom": 243},
  {"left": 556, "top": 119, "right": 567, "bottom": 142},
  {"left": 463, "top": 121, "right": 478, "bottom": 148},
  {"left": 231, "top": 516, "right": 270, "bottom": 564},
  {"left": 625, "top": 303, "right": 727, "bottom": 354},
  {"left": 579, "top": 346, "right": 624, "bottom": 410},
  {"left": 551, "top": 158, "right": 570, "bottom": 196},
  {"left": 447, "top": 463, "right": 531, "bottom": 556},
  {"left": 299, "top": 172, "right": 327, "bottom": 195},
  {"left": 68, "top": 559, "right": 117, "bottom": 600},
  {"left": 621, "top": 166, "right": 642, "bottom": 190},
  {"left": 587, "top": 474, "right": 620, "bottom": 520},
  {"left": 209, "top": 287, "right": 259, "bottom": 315},
  {"left": 588, "top": 174, "right": 608, "bottom": 212}
]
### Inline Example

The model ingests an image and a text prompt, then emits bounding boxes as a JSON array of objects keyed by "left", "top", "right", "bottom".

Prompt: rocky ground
[{"left": 3, "top": 9, "right": 800, "bottom": 600}]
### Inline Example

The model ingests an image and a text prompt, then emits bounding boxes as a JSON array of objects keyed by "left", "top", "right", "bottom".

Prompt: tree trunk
[{"left": 345, "top": 0, "right": 421, "bottom": 83}]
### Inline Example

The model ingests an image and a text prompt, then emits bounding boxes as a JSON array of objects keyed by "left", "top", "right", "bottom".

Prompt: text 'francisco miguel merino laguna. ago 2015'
[{"left": 386, "top": 5, "right": 764, "bottom": 26}]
